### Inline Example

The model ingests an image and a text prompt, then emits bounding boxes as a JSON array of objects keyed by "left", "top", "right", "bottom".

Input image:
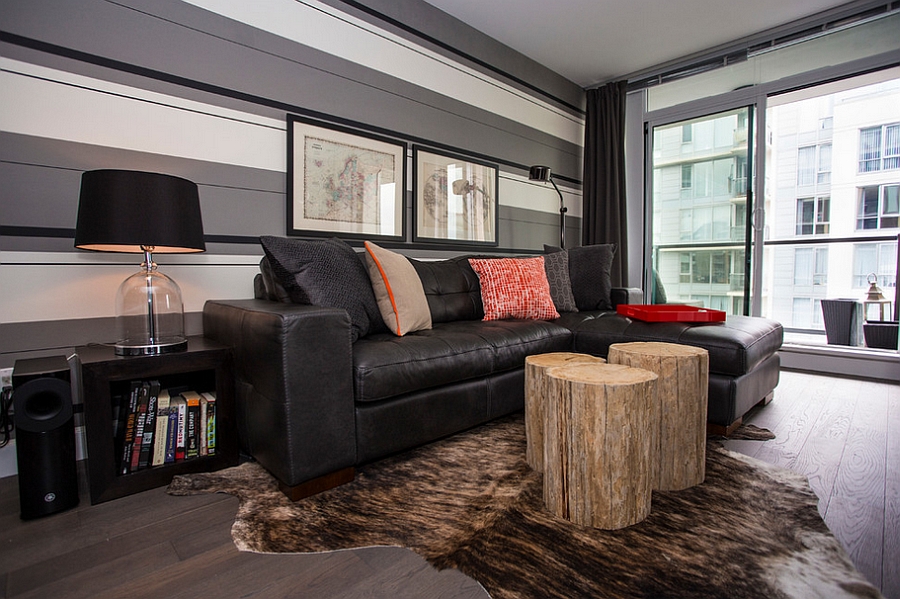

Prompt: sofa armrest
[
  {"left": 202, "top": 299, "right": 356, "bottom": 488},
  {"left": 611, "top": 287, "right": 643, "bottom": 307}
]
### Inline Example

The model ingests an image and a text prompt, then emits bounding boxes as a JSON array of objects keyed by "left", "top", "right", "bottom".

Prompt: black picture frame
[
  {"left": 287, "top": 115, "right": 406, "bottom": 241},
  {"left": 413, "top": 146, "right": 499, "bottom": 247}
]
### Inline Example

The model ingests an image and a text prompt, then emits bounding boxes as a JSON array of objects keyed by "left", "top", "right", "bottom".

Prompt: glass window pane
[
  {"left": 859, "top": 127, "right": 882, "bottom": 172},
  {"left": 883, "top": 185, "right": 899, "bottom": 215},
  {"left": 817, "top": 144, "right": 832, "bottom": 184},
  {"left": 798, "top": 146, "right": 816, "bottom": 185},
  {"left": 681, "top": 164, "right": 692, "bottom": 189},
  {"left": 857, "top": 187, "right": 879, "bottom": 229},
  {"left": 794, "top": 248, "right": 812, "bottom": 285},
  {"left": 885, "top": 124, "right": 900, "bottom": 169},
  {"left": 854, "top": 245, "right": 877, "bottom": 287},
  {"left": 814, "top": 248, "right": 828, "bottom": 285}
]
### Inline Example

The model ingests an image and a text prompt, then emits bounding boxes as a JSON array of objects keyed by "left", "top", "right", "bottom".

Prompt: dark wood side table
[{"left": 78, "top": 337, "right": 239, "bottom": 504}]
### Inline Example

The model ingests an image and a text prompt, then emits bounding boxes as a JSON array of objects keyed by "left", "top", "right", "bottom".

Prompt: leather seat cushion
[
  {"left": 568, "top": 313, "right": 783, "bottom": 377},
  {"left": 353, "top": 319, "right": 571, "bottom": 402}
]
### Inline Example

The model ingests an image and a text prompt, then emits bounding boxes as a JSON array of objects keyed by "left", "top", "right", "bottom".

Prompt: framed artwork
[
  {"left": 287, "top": 115, "right": 406, "bottom": 241},
  {"left": 413, "top": 147, "right": 499, "bottom": 246}
]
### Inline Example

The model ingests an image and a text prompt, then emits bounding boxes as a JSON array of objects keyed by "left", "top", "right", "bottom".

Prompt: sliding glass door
[
  {"left": 648, "top": 107, "right": 754, "bottom": 315},
  {"left": 761, "top": 73, "right": 899, "bottom": 345},
  {"left": 646, "top": 70, "right": 899, "bottom": 352}
]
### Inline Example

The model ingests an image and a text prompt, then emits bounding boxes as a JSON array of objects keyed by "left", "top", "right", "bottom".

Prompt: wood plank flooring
[
  {"left": 1, "top": 370, "right": 896, "bottom": 598},
  {"left": 722, "top": 370, "right": 899, "bottom": 599}
]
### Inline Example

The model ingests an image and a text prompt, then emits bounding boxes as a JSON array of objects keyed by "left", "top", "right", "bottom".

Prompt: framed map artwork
[
  {"left": 413, "top": 147, "right": 498, "bottom": 246},
  {"left": 288, "top": 115, "right": 406, "bottom": 241}
]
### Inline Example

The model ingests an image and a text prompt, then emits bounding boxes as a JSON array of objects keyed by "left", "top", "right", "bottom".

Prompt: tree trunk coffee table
[
  {"left": 524, "top": 352, "right": 606, "bottom": 472},
  {"left": 607, "top": 341, "right": 709, "bottom": 491},
  {"left": 542, "top": 362, "right": 658, "bottom": 530}
]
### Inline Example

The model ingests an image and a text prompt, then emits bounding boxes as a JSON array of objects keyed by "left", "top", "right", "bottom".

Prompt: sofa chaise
[{"left": 203, "top": 237, "right": 782, "bottom": 499}]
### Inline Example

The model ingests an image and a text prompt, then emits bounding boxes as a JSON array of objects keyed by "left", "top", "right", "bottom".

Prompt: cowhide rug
[{"left": 168, "top": 415, "right": 881, "bottom": 599}]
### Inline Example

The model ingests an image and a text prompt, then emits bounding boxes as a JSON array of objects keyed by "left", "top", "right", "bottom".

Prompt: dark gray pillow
[
  {"left": 259, "top": 236, "right": 386, "bottom": 342},
  {"left": 567, "top": 244, "right": 616, "bottom": 311},
  {"left": 542, "top": 251, "right": 578, "bottom": 313}
]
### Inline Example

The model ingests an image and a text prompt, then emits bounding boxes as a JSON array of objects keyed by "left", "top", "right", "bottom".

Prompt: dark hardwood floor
[{"left": 1, "top": 370, "right": 896, "bottom": 598}]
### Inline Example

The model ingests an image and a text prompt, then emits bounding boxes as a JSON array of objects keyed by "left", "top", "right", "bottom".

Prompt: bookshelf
[{"left": 78, "top": 337, "right": 239, "bottom": 504}]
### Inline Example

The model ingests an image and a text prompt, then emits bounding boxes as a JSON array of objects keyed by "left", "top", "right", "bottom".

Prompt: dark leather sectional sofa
[{"left": 203, "top": 252, "right": 782, "bottom": 500}]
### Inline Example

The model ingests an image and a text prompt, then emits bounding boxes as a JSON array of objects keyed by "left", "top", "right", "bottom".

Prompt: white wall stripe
[
  {"left": 182, "top": 0, "right": 584, "bottom": 146},
  {"left": 0, "top": 58, "right": 286, "bottom": 172}
]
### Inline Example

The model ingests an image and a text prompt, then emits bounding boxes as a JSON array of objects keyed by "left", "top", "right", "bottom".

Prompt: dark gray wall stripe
[
  {"left": 328, "top": 0, "right": 586, "bottom": 114},
  {"left": 1, "top": 0, "right": 583, "bottom": 179}
]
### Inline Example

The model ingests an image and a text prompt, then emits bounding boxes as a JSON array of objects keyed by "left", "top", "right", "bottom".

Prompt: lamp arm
[{"left": 549, "top": 176, "right": 567, "bottom": 249}]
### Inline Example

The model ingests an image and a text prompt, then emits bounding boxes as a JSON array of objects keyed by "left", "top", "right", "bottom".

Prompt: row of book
[{"left": 113, "top": 380, "right": 216, "bottom": 475}]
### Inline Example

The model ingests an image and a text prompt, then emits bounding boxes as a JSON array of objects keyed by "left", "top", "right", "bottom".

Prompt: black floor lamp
[{"left": 529, "top": 165, "right": 567, "bottom": 249}]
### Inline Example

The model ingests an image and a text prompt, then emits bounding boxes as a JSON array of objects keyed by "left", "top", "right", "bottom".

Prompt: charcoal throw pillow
[
  {"left": 567, "top": 244, "right": 616, "bottom": 311},
  {"left": 468, "top": 257, "right": 560, "bottom": 321},
  {"left": 259, "top": 236, "right": 386, "bottom": 342},
  {"left": 542, "top": 250, "right": 578, "bottom": 313}
]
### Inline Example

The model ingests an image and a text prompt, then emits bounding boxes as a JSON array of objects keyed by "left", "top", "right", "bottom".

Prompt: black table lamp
[
  {"left": 75, "top": 170, "right": 205, "bottom": 356},
  {"left": 529, "top": 165, "right": 567, "bottom": 249}
]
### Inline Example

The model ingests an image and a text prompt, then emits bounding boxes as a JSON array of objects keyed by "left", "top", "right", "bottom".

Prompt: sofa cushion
[
  {"left": 567, "top": 244, "right": 616, "bottom": 311},
  {"left": 352, "top": 319, "right": 572, "bottom": 402},
  {"left": 468, "top": 257, "right": 560, "bottom": 321},
  {"left": 363, "top": 241, "right": 432, "bottom": 336},
  {"left": 542, "top": 250, "right": 578, "bottom": 313},
  {"left": 566, "top": 313, "right": 783, "bottom": 377},
  {"left": 410, "top": 256, "right": 484, "bottom": 323},
  {"left": 260, "top": 236, "right": 386, "bottom": 342}
]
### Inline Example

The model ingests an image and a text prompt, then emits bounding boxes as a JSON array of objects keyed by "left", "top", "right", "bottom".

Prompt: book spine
[
  {"left": 151, "top": 389, "right": 171, "bottom": 467},
  {"left": 164, "top": 408, "right": 178, "bottom": 464},
  {"left": 199, "top": 395, "right": 208, "bottom": 457},
  {"left": 172, "top": 395, "right": 187, "bottom": 462},
  {"left": 129, "top": 383, "right": 150, "bottom": 473},
  {"left": 183, "top": 391, "right": 201, "bottom": 459},
  {"left": 202, "top": 392, "right": 216, "bottom": 456},
  {"left": 137, "top": 381, "right": 159, "bottom": 470},
  {"left": 118, "top": 381, "right": 141, "bottom": 475}
]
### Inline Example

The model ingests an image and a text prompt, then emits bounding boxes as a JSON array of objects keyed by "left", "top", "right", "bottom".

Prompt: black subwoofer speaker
[{"left": 12, "top": 356, "right": 80, "bottom": 519}]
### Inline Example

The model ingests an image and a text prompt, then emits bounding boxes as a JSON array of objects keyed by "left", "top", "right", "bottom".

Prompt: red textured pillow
[{"left": 468, "top": 257, "right": 560, "bottom": 321}]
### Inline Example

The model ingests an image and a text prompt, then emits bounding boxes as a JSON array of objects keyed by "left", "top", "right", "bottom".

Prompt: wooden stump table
[
  {"left": 524, "top": 352, "right": 606, "bottom": 472},
  {"left": 607, "top": 342, "right": 709, "bottom": 491},
  {"left": 543, "top": 363, "right": 657, "bottom": 530}
]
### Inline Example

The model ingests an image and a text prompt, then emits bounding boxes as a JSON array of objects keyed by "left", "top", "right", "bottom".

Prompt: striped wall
[{"left": 0, "top": 0, "right": 586, "bottom": 364}]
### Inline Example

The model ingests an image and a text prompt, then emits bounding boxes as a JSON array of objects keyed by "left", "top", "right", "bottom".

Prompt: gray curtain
[{"left": 582, "top": 80, "right": 628, "bottom": 287}]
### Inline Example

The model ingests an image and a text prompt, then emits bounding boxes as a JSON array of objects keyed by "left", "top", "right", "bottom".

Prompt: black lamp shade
[
  {"left": 75, "top": 170, "right": 205, "bottom": 253},
  {"left": 529, "top": 165, "right": 552, "bottom": 182}
]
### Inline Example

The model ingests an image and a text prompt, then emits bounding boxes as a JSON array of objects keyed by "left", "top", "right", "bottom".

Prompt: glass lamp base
[{"left": 115, "top": 337, "right": 188, "bottom": 356}]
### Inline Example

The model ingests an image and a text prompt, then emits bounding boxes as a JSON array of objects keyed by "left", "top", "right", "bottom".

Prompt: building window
[
  {"left": 793, "top": 247, "right": 827, "bottom": 285},
  {"left": 817, "top": 143, "right": 831, "bottom": 185},
  {"left": 679, "top": 253, "right": 691, "bottom": 283},
  {"left": 682, "top": 124, "right": 692, "bottom": 143},
  {"left": 853, "top": 242, "right": 898, "bottom": 288},
  {"left": 857, "top": 184, "right": 899, "bottom": 229},
  {"left": 792, "top": 298, "right": 813, "bottom": 329},
  {"left": 859, "top": 123, "right": 900, "bottom": 172},
  {"left": 796, "top": 197, "right": 830, "bottom": 235},
  {"left": 681, "top": 164, "right": 692, "bottom": 189},
  {"left": 797, "top": 146, "right": 816, "bottom": 186}
]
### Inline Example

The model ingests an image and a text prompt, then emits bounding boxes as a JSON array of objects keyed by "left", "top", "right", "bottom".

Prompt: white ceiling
[{"left": 421, "top": 0, "right": 854, "bottom": 88}]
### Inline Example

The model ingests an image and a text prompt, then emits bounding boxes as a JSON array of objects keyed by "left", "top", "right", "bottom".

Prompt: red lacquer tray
[{"left": 616, "top": 304, "right": 726, "bottom": 323}]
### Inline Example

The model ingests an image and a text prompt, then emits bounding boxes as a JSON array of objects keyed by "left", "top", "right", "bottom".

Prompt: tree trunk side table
[
  {"left": 607, "top": 341, "right": 709, "bottom": 491},
  {"left": 543, "top": 363, "right": 657, "bottom": 530},
  {"left": 524, "top": 352, "right": 606, "bottom": 472}
]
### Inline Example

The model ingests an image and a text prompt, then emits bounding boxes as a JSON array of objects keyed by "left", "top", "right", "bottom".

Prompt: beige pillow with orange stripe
[{"left": 364, "top": 241, "right": 433, "bottom": 336}]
